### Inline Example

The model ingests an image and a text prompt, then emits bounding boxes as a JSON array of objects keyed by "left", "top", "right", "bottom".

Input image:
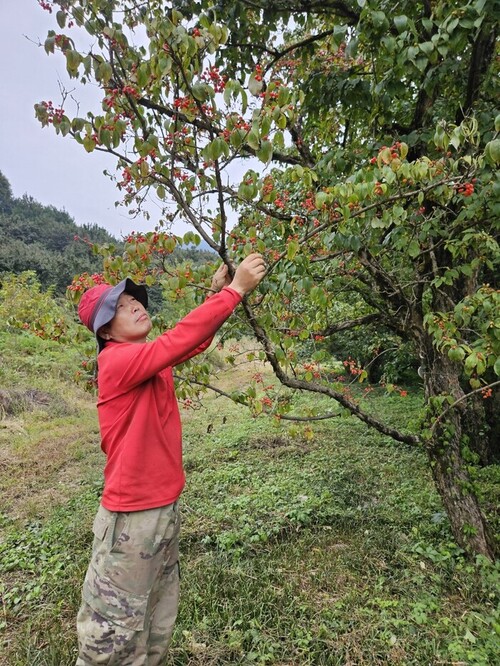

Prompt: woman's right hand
[{"left": 229, "top": 253, "right": 266, "bottom": 296}]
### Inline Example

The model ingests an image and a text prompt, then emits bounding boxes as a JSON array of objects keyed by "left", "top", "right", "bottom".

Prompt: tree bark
[
  {"left": 461, "top": 383, "right": 500, "bottom": 465},
  {"left": 421, "top": 339, "right": 496, "bottom": 559}
]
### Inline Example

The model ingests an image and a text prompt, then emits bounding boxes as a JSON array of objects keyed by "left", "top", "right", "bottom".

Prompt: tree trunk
[
  {"left": 421, "top": 340, "right": 496, "bottom": 560},
  {"left": 426, "top": 434, "right": 495, "bottom": 559},
  {"left": 461, "top": 385, "right": 500, "bottom": 465}
]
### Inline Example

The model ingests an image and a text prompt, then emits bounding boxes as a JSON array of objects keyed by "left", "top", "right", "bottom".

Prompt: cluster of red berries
[
  {"left": 259, "top": 80, "right": 282, "bottom": 101},
  {"left": 122, "top": 85, "right": 140, "bottom": 98},
  {"left": 303, "top": 362, "right": 321, "bottom": 379},
  {"left": 370, "top": 141, "right": 404, "bottom": 165},
  {"left": 173, "top": 96, "right": 197, "bottom": 113},
  {"left": 164, "top": 126, "right": 191, "bottom": 149},
  {"left": 232, "top": 116, "right": 251, "bottom": 132},
  {"left": 104, "top": 85, "right": 139, "bottom": 109},
  {"left": 254, "top": 64, "right": 263, "bottom": 82},
  {"left": 41, "top": 100, "right": 65, "bottom": 124},
  {"left": 343, "top": 357, "right": 364, "bottom": 376},
  {"left": 38, "top": 1, "right": 52, "bottom": 12},
  {"left": 54, "top": 34, "right": 72, "bottom": 51},
  {"left": 456, "top": 181, "right": 475, "bottom": 197},
  {"left": 201, "top": 65, "right": 227, "bottom": 93},
  {"left": 68, "top": 272, "right": 106, "bottom": 294},
  {"left": 262, "top": 176, "right": 274, "bottom": 196},
  {"left": 317, "top": 43, "right": 364, "bottom": 71},
  {"left": 301, "top": 195, "right": 316, "bottom": 212}
]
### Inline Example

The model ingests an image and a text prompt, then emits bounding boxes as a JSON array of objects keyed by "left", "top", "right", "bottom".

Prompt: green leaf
[
  {"left": 248, "top": 73, "right": 263, "bottom": 96},
  {"left": 464, "top": 353, "right": 478, "bottom": 375},
  {"left": 287, "top": 240, "right": 299, "bottom": 261},
  {"left": 484, "top": 139, "right": 500, "bottom": 166},
  {"left": 191, "top": 83, "right": 210, "bottom": 101},
  {"left": 277, "top": 87, "right": 290, "bottom": 106},
  {"left": 56, "top": 11, "right": 66, "bottom": 29},
  {"left": 257, "top": 140, "right": 273, "bottom": 164},
  {"left": 83, "top": 135, "right": 95, "bottom": 153},
  {"left": 408, "top": 240, "right": 421, "bottom": 258},
  {"left": 448, "top": 347, "right": 465, "bottom": 362},
  {"left": 371, "top": 11, "right": 388, "bottom": 30},
  {"left": 419, "top": 41, "right": 434, "bottom": 57},
  {"left": 394, "top": 15, "right": 408, "bottom": 33},
  {"left": 65, "top": 49, "right": 82, "bottom": 76},
  {"left": 246, "top": 130, "right": 260, "bottom": 151},
  {"left": 71, "top": 117, "right": 86, "bottom": 132},
  {"left": 313, "top": 191, "right": 325, "bottom": 209},
  {"left": 44, "top": 33, "right": 56, "bottom": 54},
  {"left": 97, "top": 62, "right": 112, "bottom": 85},
  {"left": 230, "top": 128, "right": 246, "bottom": 149}
]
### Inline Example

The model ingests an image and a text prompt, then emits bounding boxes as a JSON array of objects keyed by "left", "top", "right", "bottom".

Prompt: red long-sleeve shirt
[{"left": 96, "top": 287, "right": 242, "bottom": 511}]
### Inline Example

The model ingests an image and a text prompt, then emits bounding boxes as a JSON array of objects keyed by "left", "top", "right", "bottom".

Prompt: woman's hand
[
  {"left": 229, "top": 253, "right": 266, "bottom": 297},
  {"left": 210, "top": 263, "right": 231, "bottom": 293}
]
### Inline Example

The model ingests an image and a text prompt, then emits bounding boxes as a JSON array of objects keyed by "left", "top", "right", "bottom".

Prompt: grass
[{"left": 0, "top": 332, "right": 498, "bottom": 665}]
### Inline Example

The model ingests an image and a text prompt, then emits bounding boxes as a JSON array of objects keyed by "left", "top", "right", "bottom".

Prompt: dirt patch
[
  {"left": 0, "top": 399, "right": 101, "bottom": 524},
  {"left": 0, "top": 388, "right": 74, "bottom": 418},
  {"left": 248, "top": 435, "right": 292, "bottom": 449},
  {"left": 243, "top": 434, "right": 316, "bottom": 457}
]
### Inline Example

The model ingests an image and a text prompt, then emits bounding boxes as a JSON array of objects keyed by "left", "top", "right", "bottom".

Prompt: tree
[
  {"left": 0, "top": 171, "right": 13, "bottom": 214},
  {"left": 35, "top": 0, "right": 499, "bottom": 558}
]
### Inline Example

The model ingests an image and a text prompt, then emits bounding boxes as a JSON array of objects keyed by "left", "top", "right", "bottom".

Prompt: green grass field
[{"left": 0, "top": 331, "right": 498, "bottom": 665}]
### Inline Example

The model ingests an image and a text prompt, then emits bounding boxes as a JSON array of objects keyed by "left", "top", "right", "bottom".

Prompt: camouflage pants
[{"left": 76, "top": 502, "right": 180, "bottom": 665}]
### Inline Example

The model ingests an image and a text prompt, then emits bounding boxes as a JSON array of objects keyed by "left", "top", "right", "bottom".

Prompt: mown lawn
[{"left": 0, "top": 332, "right": 498, "bottom": 665}]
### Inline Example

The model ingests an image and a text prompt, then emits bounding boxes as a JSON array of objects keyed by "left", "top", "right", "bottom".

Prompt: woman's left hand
[{"left": 210, "top": 264, "right": 231, "bottom": 292}]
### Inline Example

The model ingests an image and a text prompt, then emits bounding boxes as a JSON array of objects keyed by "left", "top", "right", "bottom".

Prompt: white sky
[{"left": 0, "top": 0, "right": 194, "bottom": 238}]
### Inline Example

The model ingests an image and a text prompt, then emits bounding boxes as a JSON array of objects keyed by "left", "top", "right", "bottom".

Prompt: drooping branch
[
  {"left": 322, "top": 313, "right": 380, "bottom": 335},
  {"left": 276, "top": 312, "right": 383, "bottom": 340},
  {"left": 136, "top": 96, "right": 303, "bottom": 165},
  {"left": 173, "top": 373, "right": 343, "bottom": 422},
  {"left": 239, "top": 299, "right": 420, "bottom": 445},
  {"left": 263, "top": 29, "right": 336, "bottom": 75},
  {"left": 429, "top": 381, "right": 500, "bottom": 436}
]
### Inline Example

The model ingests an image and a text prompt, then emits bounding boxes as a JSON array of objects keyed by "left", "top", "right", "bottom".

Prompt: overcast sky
[{"left": 0, "top": 0, "right": 194, "bottom": 239}]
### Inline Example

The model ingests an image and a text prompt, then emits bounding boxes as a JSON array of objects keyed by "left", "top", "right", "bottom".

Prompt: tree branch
[
  {"left": 239, "top": 299, "right": 419, "bottom": 445},
  {"left": 457, "top": 22, "right": 497, "bottom": 123},
  {"left": 322, "top": 313, "right": 380, "bottom": 335},
  {"left": 430, "top": 381, "right": 500, "bottom": 436},
  {"left": 240, "top": 0, "right": 360, "bottom": 23},
  {"left": 264, "top": 29, "right": 335, "bottom": 75}
]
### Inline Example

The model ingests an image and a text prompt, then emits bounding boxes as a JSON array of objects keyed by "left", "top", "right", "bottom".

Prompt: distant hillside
[
  {"left": 0, "top": 171, "right": 216, "bottom": 296},
  {"left": 0, "top": 171, "right": 119, "bottom": 295}
]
